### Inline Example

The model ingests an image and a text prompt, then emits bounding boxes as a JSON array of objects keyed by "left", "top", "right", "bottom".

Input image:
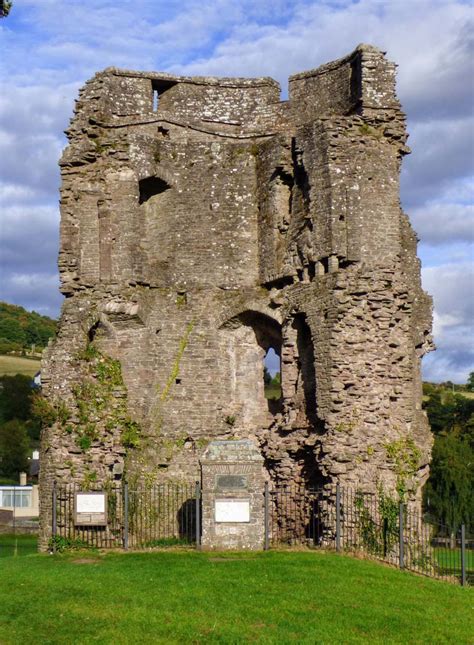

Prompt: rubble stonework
[{"left": 39, "top": 44, "right": 433, "bottom": 549}]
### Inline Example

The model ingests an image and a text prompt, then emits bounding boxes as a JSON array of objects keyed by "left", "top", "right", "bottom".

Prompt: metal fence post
[
  {"left": 399, "top": 502, "right": 404, "bottom": 569},
  {"left": 264, "top": 482, "right": 270, "bottom": 551},
  {"left": 52, "top": 480, "right": 57, "bottom": 553},
  {"left": 336, "top": 483, "right": 341, "bottom": 552},
  {"left": 461, "top": 524, "right": 466, "bottom": 587},
  {"left": 123, "top": 481, "right": 129, "bottom": 551},
  {"left": 195, "top": 481, "right": 201, "bottom": 550}
]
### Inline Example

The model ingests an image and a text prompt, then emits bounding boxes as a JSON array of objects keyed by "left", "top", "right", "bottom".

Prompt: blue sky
[{"left": 0, "top": 0, "right": 473, "bottom": 383}]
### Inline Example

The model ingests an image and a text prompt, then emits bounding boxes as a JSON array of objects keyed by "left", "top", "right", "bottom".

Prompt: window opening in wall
[
  {"left": 138, "top": 176, "right": 171, "bottom": 205},
  {"left": 221, "top": 311, "right": 283, "bottom": 422},
  {"left": 150, "top": 79, "right": 178, "bottom": 113},
  {"left": 264, "top": 347, "right": 281, "bottom": 403}
]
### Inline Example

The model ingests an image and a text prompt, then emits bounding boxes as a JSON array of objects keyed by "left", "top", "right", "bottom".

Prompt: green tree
[
  {"left": 0, "top": 374, "right": 34, "bottom": 422},
  {"left": 0, "top": 375, "right": 41, "bottom": 442},
  {"left": 263, "top": 366, "right": 272, "bottom": 386},
  {"left": 424, "top": 390, "right": 474, "bottom": 435},
  {"left": 0, "top": 318, "right": 26, "bottom": 347},
  {"left": 467, "top": 372, "right": 474, "bottom": 392},
  {"left": 0, "top": 301, "right": 56, "bottom": 353},
  {"left": 423, "top": 385, "right": 474, "bottom": 533},
  {"left": 424, "top": 390, "right": 453, "bottom": 434},
  {"left": 0, "top": 419, "right": 30, "bottom": 479},
  {"left": 423, "top": 433, "right": 473, "bottom": 534}
]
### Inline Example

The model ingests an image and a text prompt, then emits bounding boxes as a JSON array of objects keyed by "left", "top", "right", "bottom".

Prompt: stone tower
[{"left": 39, "top": 44, "right": 433, "bottom": 546}]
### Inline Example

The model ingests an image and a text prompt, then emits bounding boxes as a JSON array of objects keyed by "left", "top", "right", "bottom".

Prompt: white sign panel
[
  {"left": 215, "top": 499, "right": 250, "bottom": 523},
  {"left": 76, "top": 493, "right": 106, "bottom": 514},
  {"left": 75, "top": 492, "right": 107, "bottom": 526}
]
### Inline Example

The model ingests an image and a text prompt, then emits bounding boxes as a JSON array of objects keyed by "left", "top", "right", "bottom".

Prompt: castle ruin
[{"left": 39, "top": 44, "right": 433, "bottom": 547}]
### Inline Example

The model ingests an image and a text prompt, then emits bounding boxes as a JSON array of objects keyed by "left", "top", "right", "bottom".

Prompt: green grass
[
  {"left": 0, "top": 354, "right": 41, "bottom": 376},
  {"left": 435, "top": 547, "right": 474, "bottom": 571},
  {"left": 264, "top": 384, "right": 281, "bottom": 400},
  {"left": 0, "top": 534, "right": 38, "bottom": 558},
  {"left": 0, "top": 550, "right": 472, "bottom": 644}
]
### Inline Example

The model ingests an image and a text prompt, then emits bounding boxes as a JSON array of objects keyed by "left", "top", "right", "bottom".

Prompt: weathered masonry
[{"left": 39, "top": 44, "right": 433, "bottom": 548}]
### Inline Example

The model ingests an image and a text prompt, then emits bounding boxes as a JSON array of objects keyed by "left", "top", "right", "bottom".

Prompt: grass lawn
[
  {"left": 264, "top": 384, "right": 281, "bottom": 400},
  {"left": 0, "top": 534, "right": 38, "bottom": 558},
  {"left": 435, "top": 547, "right": 474, "bottom": 571},
  {"left": 0, "top": 549, "right": 472, "bottom": 644},
  {"left": 0, "top": 354, "right": 41, "bottom": 376}
]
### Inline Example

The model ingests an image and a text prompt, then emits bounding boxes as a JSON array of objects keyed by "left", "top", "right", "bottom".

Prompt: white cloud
[
  {"left": 0, "top": 204, "right": 60, "bottom": 276},
  {"left": 423, "top": 262, "right": 474, "bottom": 330},
  {"left": 401, "top": 116, "right": 474, "bottom": 208},
  {"left": 411, "top": 203, "right": 474, "bottom": 246},
  {"left": 1, "top": 204, "right": 59, "bottom": 230},
  {"left": 0, "top": 272, "right": 63, "bottom": 319},
  {"left": 422, "top": 262, "right": 474, "bottom": 382}
]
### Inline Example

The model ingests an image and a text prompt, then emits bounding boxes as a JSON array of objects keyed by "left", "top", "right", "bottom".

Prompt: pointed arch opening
[{"left": 221, "top": 310, "right": 283, "bottom": 427}]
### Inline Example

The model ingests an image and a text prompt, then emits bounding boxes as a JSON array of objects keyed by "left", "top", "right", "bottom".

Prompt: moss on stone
[
  {"left": 159, "top": 321, "right": 195, "bottom": 403},
  {"left": 71, "top": 343, "right": 141, "bottom": 453}
]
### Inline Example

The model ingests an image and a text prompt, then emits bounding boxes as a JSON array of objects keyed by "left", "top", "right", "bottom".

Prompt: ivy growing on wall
[
  {"left": 355, "top": 487, "right": 399, "bottom": 556},
  {"left": 72, "top": 343, "right": 142, "bottom": 451},
  {"left": 33, "top": 341, "right": 140, "bottom": 454},
  {"left": 385, "top": 437, "right": 421, "bottom": 500}
]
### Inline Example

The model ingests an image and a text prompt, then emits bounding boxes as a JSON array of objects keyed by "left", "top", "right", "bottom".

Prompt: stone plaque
[
  {"left": 215, "top": 499, "right": 250, "bottom": 523},
  {"left": 74, "top": 492, "right": 107, "bottom": 526},
  {"left": 216, "top": 474, "right": 247, "bottom": 491}
]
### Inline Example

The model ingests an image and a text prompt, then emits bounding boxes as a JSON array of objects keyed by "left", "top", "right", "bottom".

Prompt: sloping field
[
  {"left": 0, "top": 550, "right": 471, "bottom": 644},
  {"left": 0, "top": 355, "right": 41, "bottom": 376}
]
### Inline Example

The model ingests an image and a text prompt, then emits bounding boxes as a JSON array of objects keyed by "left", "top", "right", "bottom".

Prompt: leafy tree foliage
[
  {"left": 424, "top": 434, "right": 473, "bottom": 534},
  {"left": 0, "top": 374, "right": 34, "bottom": 422},
  {"left": 0, "top": 375, "right": 41, "bottom": 441},
  {"left": 263, "top": 366, "right": 272, "bottom": 386},
  {"left": 424, "top": 390, "right": 474, "bottom": 435},
  {"left": 423, "top": 385, "right": 474, "bottom": 533},
  {"left": 0, "top": 301, "right": 57, "bottom": 354},
  {"left": 0, "top": 419, "right": 30, "bottom": 479},
  {"left": 467, "top": 371, "right": 474, "bottom": 392}
]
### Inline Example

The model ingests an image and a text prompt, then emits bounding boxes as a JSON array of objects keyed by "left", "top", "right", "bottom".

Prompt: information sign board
[
  {"left": 215, "top": 499, "right": 250, "bottom": 523},
  {"left": 74, "top": 492, "right": 107, "bottom": 526}
]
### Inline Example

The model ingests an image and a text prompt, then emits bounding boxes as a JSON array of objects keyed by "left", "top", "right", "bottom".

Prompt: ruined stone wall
[{"left": 39, "top": 44, "right": 433, "bottom": 548}]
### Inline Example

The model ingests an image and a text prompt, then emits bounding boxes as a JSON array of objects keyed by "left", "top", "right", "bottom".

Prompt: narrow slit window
[
  {"left": 150, "top": 79, "right": 177, "bottom": 113},
  {"left": 264, "top": 347, "right": 281, "bottom": 402}
]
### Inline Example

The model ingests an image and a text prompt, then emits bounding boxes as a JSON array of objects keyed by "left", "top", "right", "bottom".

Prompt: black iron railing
[{"left": 41, "top": 480, "right": 474, "bottom": 586}]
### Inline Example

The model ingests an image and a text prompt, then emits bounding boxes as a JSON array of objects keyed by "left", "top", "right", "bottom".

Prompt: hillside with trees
[
  {"left": 0, "top": 373, "right": 42, "bottom": 483},
  {"left": 0, "top": 301, "right": 57, "bottom": 355},
  {"left": 422, "top": 378, "right": 474, "bottom": 534}
]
